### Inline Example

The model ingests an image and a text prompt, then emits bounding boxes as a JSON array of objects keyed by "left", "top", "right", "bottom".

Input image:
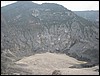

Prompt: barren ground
[{"left": 11, "top": 52, "right": 99, "bottom": 75}]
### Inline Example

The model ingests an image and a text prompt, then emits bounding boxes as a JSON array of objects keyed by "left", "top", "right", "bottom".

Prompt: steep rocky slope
[{"left": 1, "top": 1, "right": 99, "bottom": 74}]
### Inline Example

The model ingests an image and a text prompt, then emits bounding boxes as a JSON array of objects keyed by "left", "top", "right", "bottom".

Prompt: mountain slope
[
  {"left": 1, "top": 1, "right": 99, "bottom": 74},
  {"left": 73, "top": 11, "right": 99, "bottom": 22}
]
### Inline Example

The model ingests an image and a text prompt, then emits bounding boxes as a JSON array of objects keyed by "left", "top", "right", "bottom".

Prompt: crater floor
[{"left": 12, "top": 52, "right": 99, "bottom": 75}]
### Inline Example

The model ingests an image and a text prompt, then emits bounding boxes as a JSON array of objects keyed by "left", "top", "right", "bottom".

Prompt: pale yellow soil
[{"left": 15, "top": 52, "right": 99, "bottom": 75}]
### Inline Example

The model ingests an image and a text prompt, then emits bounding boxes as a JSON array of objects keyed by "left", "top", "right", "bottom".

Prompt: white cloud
[{"left": 1, "top": 1, "right": 99, "bottom": 11}]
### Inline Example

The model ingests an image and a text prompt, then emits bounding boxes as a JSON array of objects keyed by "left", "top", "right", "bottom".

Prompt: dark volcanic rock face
[{"left": 1, "top": 1, "right": 99, "bottom": 74}]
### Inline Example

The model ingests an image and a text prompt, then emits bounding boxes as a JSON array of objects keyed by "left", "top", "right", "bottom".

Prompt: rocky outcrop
[{"left": 52, "top": 70, "right": 61, "bottom": 75}]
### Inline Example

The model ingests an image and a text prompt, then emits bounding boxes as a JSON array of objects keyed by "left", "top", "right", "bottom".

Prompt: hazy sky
[{"left": 1, "top": 1, "right": 99, "bottom": 11}]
